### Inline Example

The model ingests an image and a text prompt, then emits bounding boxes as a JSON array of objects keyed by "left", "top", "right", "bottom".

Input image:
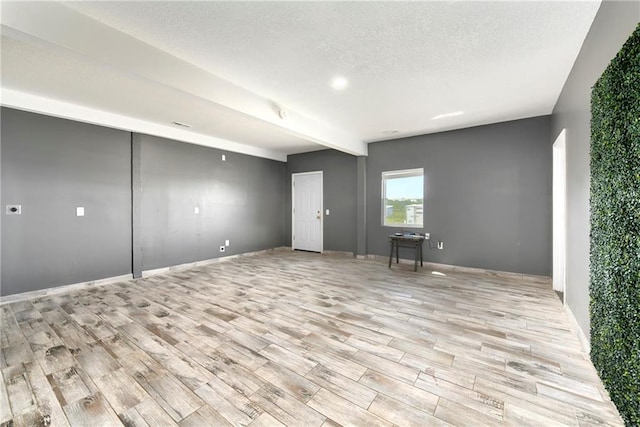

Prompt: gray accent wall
[
  {"left": 1, "top": 108, "right": 286, "bottom": 295},
  {"left": 367, "top": 116, "right": 552, "bottom": 276},
  {"left": 285, "top": 150, "right": 357, "bottom": 254},
  {"left": 139, "top": 134, "right": 285, "bottom": 270},
  {"left": 551, "top": 1, "right": 639, "bottom": 340},
  {"left": 1, "top": 108, "right": 132, "bottom": 295}
]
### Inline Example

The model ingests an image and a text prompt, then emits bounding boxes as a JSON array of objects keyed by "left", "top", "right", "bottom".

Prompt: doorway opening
[{"left": 553, "top": 129, "right": 567, "bottom": 305}]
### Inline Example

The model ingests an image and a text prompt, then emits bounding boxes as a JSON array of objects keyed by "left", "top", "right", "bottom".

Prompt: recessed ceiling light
[
  {"left": 171, "top": 121, "right": 192, "bottom": 128},
  {"left": 330, "top": 76, "right": 348, "bottom": 90},
  {"left": 382, "top": 130, "right": 399, "bottom": 135},
  {"left": 432, "top": 111, "right": 464, "bottom": 120}
]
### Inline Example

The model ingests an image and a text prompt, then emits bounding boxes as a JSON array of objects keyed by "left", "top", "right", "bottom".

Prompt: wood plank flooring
[{"left": 0, "top": 251, "right": 623, "bottom": 426}]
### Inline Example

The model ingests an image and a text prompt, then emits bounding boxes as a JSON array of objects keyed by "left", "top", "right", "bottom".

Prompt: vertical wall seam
[
  {"left": 131, "top": 133, "right": 142, "bottom": 278},
  {"left": 130, "top": 132, "right": 134, "bottom": 276}
]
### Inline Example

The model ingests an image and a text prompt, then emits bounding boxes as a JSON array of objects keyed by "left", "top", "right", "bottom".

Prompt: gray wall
[
  {"left": 139, "top": 135, "right": 285, "bottom": 270},
  {"left": 1, "top": 108, "right": 286, "bottom": 295},
  {"left": 285, "top": 150, "right": 357, "bottom": 254},
  {"left": 1, "top": 108, "right": 132, "bottom": 295},
  {"left": 367, "top": 116, "right": 552, "bottom": 276},
  {"left": 551, "top": 1, "right": 639, "bottom": 340}
]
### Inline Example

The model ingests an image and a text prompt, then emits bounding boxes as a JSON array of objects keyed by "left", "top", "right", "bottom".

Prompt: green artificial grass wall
[{"left": 590, "top": 23, "right": 640, "bottom": 426}]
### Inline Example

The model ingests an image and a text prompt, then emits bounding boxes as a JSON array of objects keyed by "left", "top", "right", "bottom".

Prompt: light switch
[
  {"left": 194, "top": 206, "right": 199, "bottom": 214},
  {"left": 222, "top": 154, "right": 226, "bottom": 161},
  {"left": 76, "top": 207, "right": 85, "bottom": 217},
  {"left": 325, "top": 209, "right": 330, "bottom": 215},
  {"left": 225, "top": 240, "right": 230, "bottom": 246}
]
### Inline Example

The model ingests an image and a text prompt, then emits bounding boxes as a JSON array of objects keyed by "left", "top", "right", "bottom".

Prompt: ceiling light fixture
[
  {"left": 171, "top": 121, "right": 192, "bottom": 128},
  {"left": 432, "top": 111, "right": 464, "bottom": 120},
  {"left": 330, "top": 76, "right": 349, "bottom": 90},
  {"left": 382, "top": 130, "right": 399, "bottom": 135}
]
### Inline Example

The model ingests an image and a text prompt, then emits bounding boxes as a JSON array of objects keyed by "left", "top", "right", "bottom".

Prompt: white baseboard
[
  {"left": 565, "top": 304, "right": 591, "bottom": 355},
  {"left": 282, "top": 247, "right": 355, "bottom": 258},
  {"left": 322, "top": 250, "right": 355, "bottom": 258},
  {"left": 141, "top": 247, "right": 285, "bottom": 278},
  {"left": 1, "top": 248, "right": 289, "bottom": 303},
  {"left": 1, "top": 248, "right": 552, "bottom": 305},
  {"left": 425, "top": 261, "right": 551, "bottom": 284},
  {"left": 142, "top": 258, "right": 222, "bottom": 277},
  {"left": 0, "top": 273, "right": 133, "bottom": 305},
  {"left": 365, "top": 253, "right": 551, "bottom": 284}
]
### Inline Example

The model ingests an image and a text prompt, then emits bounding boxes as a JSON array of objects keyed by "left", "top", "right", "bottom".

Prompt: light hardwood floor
[{"left": 0, "top": 251, "right": 623, "bottom": 426}]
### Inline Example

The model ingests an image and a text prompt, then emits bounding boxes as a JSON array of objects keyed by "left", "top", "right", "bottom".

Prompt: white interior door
[
  {"left": 553, "top": 130, "right": 567, "bottom": 301},
  {"left": 292, "top": 171, "right": 323, "bottom": 252}
]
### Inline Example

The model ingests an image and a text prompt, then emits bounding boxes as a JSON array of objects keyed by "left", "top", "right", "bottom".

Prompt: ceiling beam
[
  {"left": 2, "top": 88, "right": 288, "bottom": 161},
  {"left": 0, "top": 1, "right": 368, "bottom": 158}
]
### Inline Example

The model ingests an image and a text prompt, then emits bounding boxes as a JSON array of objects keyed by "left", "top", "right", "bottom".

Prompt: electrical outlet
[
  {"left": 437, "top": 241, "right": 444, "bottom": 250},
  {"left": 219, "top": 246, "right": 226, "bottom": 252},
  {"left": 424, "top": 232, "right": 430, "bottom": 240},
  {"left": 225, "top": 240, "right": 230, "bottom": 246},
  {"left": 194, "top": 206, "right": 199, "bottom": 214},
  {"left": 6, "top": 205, "right": 21, "bottom": 215}
]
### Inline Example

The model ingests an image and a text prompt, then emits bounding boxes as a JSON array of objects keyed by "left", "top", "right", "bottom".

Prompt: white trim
[
  {"left": 366, "top": 253, "right": 551, "bottom": 284},
  {"left": 0, "top": 273, "right": 133, "bottom": 305},
  {"left": 322, "top": 250, "right": 354, "bottom": 258},
  {"left": 565, "top": 304, "right": 591, "bottom": 355},
  {"left": 0, "top": 248, "right": 290, "bottom": 304},
  {"left": 142, "top": 258, "right": 222, "bottom": 277},
  {"left": 291, "top": 171, "right": 324, "bottom": 253},
  {"left": 553, "top": 129, "right": 568, "bottom": 301},
  {"left": 381, "top": 168, "right": 424, "bottom": 228},
  {"left": 142, "top": 247, "right": 281, "bottom": 277}
]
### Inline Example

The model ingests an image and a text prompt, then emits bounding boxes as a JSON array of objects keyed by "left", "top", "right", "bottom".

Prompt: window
[{"left": 382, "top": 168, "right": 424, "bottom": 227}]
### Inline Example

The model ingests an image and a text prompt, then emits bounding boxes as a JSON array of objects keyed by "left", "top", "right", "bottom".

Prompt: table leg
[
  {"left": 414, "top": 243, "right": 418, "bottom": 272},
  {"left": 420, "top": 242, "right": 423, "bottom": 266},
  {"left": 396, "top": 243, "right": 399, "bottom": 264},
  {"left": 388, "top": 241, "right": 393, "bottom": 268}
]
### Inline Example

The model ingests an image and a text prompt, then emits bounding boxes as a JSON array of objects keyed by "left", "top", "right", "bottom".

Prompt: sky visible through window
[{"left": 386, "top": 176, "right": 423, "bottom": 199}]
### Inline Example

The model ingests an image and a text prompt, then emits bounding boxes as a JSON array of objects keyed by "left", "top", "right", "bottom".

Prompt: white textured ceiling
[{"left": 1, "top": 1, "right": 601, "bottom": 161}]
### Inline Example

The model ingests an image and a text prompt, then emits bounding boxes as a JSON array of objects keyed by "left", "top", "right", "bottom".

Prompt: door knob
[{"left": 317, "top": 211, "right": 321, "bottom": 220}]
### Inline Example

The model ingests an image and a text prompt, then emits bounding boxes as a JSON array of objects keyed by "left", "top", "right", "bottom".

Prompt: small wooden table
[{"left": 388, "top": 234, "right": 425, "bottom": 272}]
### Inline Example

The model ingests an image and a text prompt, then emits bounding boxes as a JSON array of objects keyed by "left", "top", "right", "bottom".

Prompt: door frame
[
  {"left": 553, "top": 129, "right": 567, "bottom": 305},
  {"left": 291, "top": 171, "right": 323, "bottom": 253}
]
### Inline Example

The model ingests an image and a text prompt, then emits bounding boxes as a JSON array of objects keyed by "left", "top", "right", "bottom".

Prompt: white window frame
[{"left": 381, "top": 168, "right": 424, "bottom": 228}]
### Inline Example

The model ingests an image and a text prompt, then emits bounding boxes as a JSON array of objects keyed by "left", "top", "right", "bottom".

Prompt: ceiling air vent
[{"left": 171, "top": 121, "right": 192, "bottom": 128}]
